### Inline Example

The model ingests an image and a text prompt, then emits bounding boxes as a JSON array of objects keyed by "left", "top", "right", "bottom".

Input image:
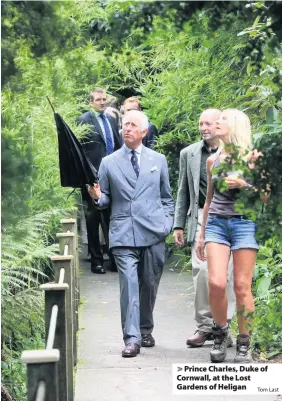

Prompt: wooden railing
[{"left": 21, "top": 218, "right": 80, "bottom": 401}]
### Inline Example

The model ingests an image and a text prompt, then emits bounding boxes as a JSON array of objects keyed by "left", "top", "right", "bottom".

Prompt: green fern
[{"left": 1, "top": 209, "right": 67, "bottom": 345}]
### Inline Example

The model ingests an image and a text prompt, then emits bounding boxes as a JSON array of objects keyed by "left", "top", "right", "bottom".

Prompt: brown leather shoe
[
  {"left": 186, "top": 330, "right": 213, "bottom": 347},
  {"left": 122, "top": 343, "right": 140, "bottom": 358},
  {"left": 141, "top": 334, "right": 155, "bottom": 347}
]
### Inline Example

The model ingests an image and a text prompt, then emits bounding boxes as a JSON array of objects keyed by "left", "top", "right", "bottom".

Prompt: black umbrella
[
  {"left": 47, "top": 97, "right": 109, "bottom": 247},
  {"left": 47, "top": 97, "right": 98, "bottom": 187}
]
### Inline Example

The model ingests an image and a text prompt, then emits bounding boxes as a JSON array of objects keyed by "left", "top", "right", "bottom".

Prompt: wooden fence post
[
  {"left": 21, "top": 216, "right": 81, "bottom": 401},
  {"left": 41, "top": 283, "right": 69, "bottom": 401},
  {"left": 60, "top": 218, "right": 80, "bottom": 303},
  {"left": 21, "top": 349, "right": 60, "bottom": 401},
  {"left": 51, "top": 255, "right": 76, "bottom": 372},
  {"left": 57, "top": 232, "right": 79, "bottom": 332},
  {"left": 56, "top": 234, "right": 78, "bottom": 366}
]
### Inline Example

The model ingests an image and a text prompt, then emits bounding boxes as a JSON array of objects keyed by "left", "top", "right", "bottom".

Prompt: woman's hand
[
  {"left": 224, "top": 175, "right": 246, "bottom": 189},
  {"left": 196, "top": 237, "right": 207, "bottom": 261}
]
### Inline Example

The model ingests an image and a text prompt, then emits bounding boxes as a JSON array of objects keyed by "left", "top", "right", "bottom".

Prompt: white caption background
[{"left": 172, "top": 363, "right": 282, "bottom": 395}]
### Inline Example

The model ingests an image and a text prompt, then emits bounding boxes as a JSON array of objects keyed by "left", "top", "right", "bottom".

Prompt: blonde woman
[{"left": 196, "top": 109, "right": 260, "bottom": 364}]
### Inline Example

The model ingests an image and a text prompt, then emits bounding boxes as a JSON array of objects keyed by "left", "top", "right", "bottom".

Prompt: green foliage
[
  {"left": 252, "top": 240, "right": 282, "bottom": 358},
  {"left": 1, "top": 210, "right": 68, "bottom": 399},
  {"left": 2, "top": 333, "right": 45, "bottom": 400},
  {"left": 254, "top": 121, "right": 282, "bottom": 242},
  {"left": 1, "top": 1, "right": 82, "bottom": 85},
  {"left": 137, "top": 14, "right": 255, "bottom": 191},
  {"left": 1, "top": 2, "right": 282, "bottom": 397}
]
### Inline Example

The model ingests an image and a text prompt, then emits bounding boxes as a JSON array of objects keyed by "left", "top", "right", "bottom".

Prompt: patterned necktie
[
  {"left": 100, "top": 113, "right": 114, "bottom": 155},
  {"left": 131, "top": 150, "right": 140, "bottom": 177}
]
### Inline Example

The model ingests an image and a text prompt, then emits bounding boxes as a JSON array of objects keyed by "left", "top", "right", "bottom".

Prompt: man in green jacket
[{"left": 173, "top": 109, "right": 235, "bottom": 347}]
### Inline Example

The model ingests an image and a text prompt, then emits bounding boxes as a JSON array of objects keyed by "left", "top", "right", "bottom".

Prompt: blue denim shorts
[{"left": 205, "top": 215, "right": 259, "bottom": 251}]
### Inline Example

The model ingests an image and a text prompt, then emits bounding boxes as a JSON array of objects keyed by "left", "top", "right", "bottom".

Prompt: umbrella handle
[{"left": 46, "top": 96, "right": 56, "bottom": 113}]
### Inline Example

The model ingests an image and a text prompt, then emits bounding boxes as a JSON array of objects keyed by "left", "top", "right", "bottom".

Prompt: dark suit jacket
[
  {"left": 76, "top": 111, "right": 121, "bottom": 171},
  {"left": 142, "top": 122, "right": 158, "bottom": 149}
]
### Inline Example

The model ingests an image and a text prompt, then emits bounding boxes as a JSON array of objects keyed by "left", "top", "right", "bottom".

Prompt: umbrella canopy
[
  {"left": 54, "top": 111, "right": 98, "bottom": 188},
  {"left": 48, "top": 98, "right": 109, "bottom": 249}
]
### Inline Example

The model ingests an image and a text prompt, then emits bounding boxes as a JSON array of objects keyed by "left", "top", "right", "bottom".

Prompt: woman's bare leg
[
  {"left": 233, "top": 249, "right": 257, "bottom": 334},
  {"left": 206, "top": 242, "right": 231, "bottom": 326}
]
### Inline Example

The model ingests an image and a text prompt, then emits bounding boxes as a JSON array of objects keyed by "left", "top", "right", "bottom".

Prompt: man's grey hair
[
  {"left": 123, "top": 110, "right": 149, "bottom": 131},
  {"left": 200, "top": 108, "right": 221, "bottom": 119}
]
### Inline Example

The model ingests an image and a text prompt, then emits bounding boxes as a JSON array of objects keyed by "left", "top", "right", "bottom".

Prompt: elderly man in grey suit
[
  {"left": 173, "top": 109, "right": 235, "bottom": 347},
  {"left": 88, "top": 110, "right": 174, "bottom": 358}
]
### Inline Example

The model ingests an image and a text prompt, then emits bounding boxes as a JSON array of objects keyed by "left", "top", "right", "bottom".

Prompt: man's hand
[
  {"left": 88, "top": 184, "right": 101, "bottom": 200},
  {"left": 196, "top": 237, "right": 207, "bottom": 261},
  {"left": 173, "top": 229, "right": 184, "bottom": 246}
]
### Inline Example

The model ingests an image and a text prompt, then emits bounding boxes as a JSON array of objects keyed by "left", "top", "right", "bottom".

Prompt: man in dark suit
[
  {"left": 123, "top": 97, "right": 158, "bottom": 149},
  {"left": 76, "top": 87, "right": 122, "bottom": 274},
  {"left": 88, "top": 110, "right": 174, "bottom": 357}
]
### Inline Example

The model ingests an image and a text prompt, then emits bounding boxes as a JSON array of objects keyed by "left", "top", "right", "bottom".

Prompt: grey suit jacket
[
  {"left": 97, "top": 145, "right": 174, "bottom": 249},
  {"left": 173, "top": 140, "right": 204, "bottom": 243}
]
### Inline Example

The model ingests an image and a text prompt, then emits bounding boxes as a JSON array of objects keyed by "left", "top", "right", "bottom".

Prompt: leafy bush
[
  {"left": 252, "top": 239, "right": 282, "bottom": 358},
  {"left": 1, "top": 2, "right": 281, "bottom": 397}
]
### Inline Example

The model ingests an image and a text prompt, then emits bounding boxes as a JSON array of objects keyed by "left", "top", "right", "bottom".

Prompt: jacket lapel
[
  {"left": 89, "top": 113, "right": 106, "bottom": 145},
  {"left": 189, "top": 140, "right": 203, "bottom": 195},
  {"left": 113, "top": 147, "right": 137, "bottom": 189},
  {"left": 106, "top": 114, "right": 121, "bottom": 148},
  {"left": 133, "top": 146, "right": 154, "bottom": 198}
]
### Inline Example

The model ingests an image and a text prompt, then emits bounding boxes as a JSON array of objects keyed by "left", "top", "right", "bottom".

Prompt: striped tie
[{"left": 131, "top": 150, "right": 140, "bottom": 177}]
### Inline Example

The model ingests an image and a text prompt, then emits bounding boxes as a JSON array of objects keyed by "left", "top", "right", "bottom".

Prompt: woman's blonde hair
[{"left": 222, "top": 108, "right": 252, "bottom": 154}]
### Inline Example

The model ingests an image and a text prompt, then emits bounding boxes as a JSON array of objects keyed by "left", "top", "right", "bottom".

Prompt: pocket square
[{"left": 151, "top": 166, "right": 158, "bottom": 172}]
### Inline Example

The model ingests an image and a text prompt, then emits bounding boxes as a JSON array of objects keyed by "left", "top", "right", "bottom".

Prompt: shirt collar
[
  {"left": 202, "top": 141, "right": 218, "bottom": 154},
  {"left": 92, "top": 109, "right": 104, "bottom": 118},
  {"left": 123, "top": 143, "right": 143, "bottom": 155}
]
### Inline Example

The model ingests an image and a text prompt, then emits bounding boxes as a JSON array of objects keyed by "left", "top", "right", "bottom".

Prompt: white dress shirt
[
  {"left": 123, "top": 143, "right": 142, "bottom": 167},
  {"left": 93, "top": 110, "right": 114, "bottom": 145}
]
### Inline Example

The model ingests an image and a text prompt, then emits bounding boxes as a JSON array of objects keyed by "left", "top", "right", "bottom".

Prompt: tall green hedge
[{"left": 1, "top": 1, "right": 281, "bottom": 398}]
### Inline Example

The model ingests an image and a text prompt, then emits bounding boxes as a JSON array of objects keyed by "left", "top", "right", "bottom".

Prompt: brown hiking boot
[
  {"left": 186, "top": 330, "right": 213, "bottom": 347},
  {"left": 210, "top": 325, "right": 229, "bottom": 363},
  {"left": 234, "top": 335, "right": 252, "bottom": 364}
]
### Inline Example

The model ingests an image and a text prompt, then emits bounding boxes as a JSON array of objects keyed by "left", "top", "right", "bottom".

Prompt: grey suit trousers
[
  {"left": 112, "top": 241, "right": 165, "bottom": 345},
  {"left": 192, "top": 209, "right": 236, "bottom": 332}
]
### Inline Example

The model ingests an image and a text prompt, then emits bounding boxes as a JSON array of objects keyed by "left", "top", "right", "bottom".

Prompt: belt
[{"left": 210, "top": 215, "right": 247, "bottom": 220}]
